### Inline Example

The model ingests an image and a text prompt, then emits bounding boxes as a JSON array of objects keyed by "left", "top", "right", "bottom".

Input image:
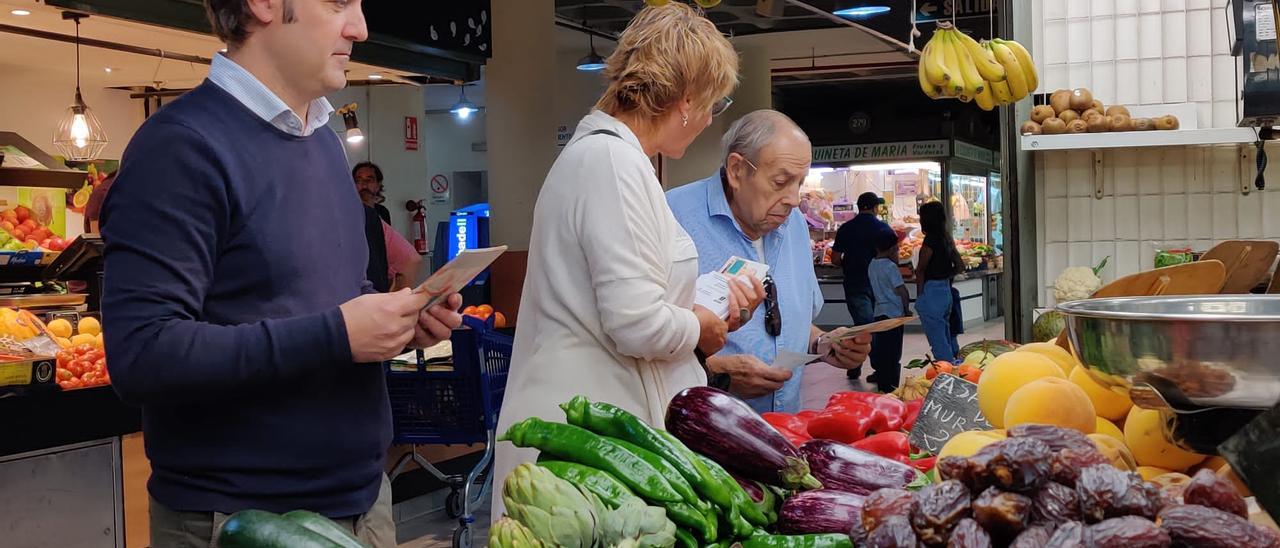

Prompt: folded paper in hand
[
  {"left": 413, "top": 246, "right": 507, "bottom": 309},
  {"left": 820, "top": 317, "right": 914, "bottom": 343},
  {"left": 773, "top": 350, "right": 823, "bottom": 372}
]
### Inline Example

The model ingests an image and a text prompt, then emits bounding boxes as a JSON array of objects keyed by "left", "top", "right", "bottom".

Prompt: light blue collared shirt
[
  {"left": 206, "top": 54, "right": 335, "bottom": 137},
  {"left": 667, "top": 172, "right": 824, "bottom": 414}
]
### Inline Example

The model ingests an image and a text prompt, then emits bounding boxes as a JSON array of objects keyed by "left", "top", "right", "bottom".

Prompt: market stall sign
[
  {"left": 954, "top": 140, "right": 996, "bottom": 166},
  {"left": 812, "top": 140, "right": 950, "bottom": 164},
  {"left": 907, "top": 373, "right": 993, "bottom": 455}
]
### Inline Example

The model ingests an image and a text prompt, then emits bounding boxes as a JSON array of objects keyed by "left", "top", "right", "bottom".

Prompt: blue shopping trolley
[{"left": 386, "top": 315, "right": 512, "bottom": 548}]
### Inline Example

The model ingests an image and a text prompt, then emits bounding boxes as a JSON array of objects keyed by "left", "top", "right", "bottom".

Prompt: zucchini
[
  {"left": 283, "top": 510, "right": 366, "bottom": 548},
  {"left": 215, "top": 509, "right": 343, "bottom": 548}
]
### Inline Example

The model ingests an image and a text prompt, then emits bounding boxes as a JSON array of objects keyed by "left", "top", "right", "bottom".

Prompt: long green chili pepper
[
  {"left": 673, "top": 528, "right": 698, "bottom": 548},
  {"left": 606, "top": 437, "right": 703, "bottom": 508},
  {"left": 685, "top": 447, "right": 771, "bottom": 528},
  {"left": 536, "top": 460, "right": 640, "bottom": 509},
  {"left": 561, "top": 397, "right": 734, "bottom": 508},
  {"left": 499, "top": 418, "right": 682, "bottom": 503}
]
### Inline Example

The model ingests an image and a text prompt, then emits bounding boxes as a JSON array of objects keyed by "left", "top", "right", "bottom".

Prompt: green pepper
[
  {"left": 537, "top": 459, "right": 716, "bottom": 542},
  {"left": 562, "top": 397, "right": 734, "bottom": 509},
  {"left": 499, "top": 418, "right": 682, "bottom": 503},
  {"left": 685, "top": 447, "right": 770, "bottom": 529},
  {"left": 606, "top": 437, "right": 703, "bottom": 508},
  {"left": 537, "top": 460, "right": 640, "bottom": 509},
  {"left": 673, "top": 528, "right": 698, "bottom": 548},
  {"left": 737, "top": 533, "right": 854, "bottom": 548}
]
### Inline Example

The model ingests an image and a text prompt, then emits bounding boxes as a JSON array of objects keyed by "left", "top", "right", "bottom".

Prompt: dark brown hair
[{"left": 204, "top": 0, "right": 294, "bottom": 45}]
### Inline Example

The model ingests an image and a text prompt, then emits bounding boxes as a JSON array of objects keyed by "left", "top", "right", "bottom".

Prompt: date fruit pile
[{"left": 852, "top": 424, "right": 1277, "bottom": 547}]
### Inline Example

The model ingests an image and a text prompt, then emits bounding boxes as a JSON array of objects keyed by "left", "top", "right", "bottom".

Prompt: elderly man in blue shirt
[{"left": 668, "top": 110, "right": 872, "bottom": 413}]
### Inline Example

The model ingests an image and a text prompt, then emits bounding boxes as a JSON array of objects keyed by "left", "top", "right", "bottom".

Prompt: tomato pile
[{"left": 55, "top": 343, "right": 109, "bottom": 390}]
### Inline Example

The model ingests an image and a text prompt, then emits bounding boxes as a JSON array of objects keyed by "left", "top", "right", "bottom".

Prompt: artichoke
[
  {"left": 598, "top": 498, "right": 678, "bottom": 548},
  {"left": 502, "top": 463, "right": 600, "bottom": 548},
  {"left": 488, "top": 517, "right": 544, "bottom": 548}
]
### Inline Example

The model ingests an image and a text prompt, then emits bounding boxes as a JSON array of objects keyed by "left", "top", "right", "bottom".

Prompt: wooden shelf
[{"left": 1021, "top": 128, "right": 1259, "bottom": 151}]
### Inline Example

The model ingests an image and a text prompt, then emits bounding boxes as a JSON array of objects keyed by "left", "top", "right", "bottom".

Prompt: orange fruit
[
  {"left": 493, "top": 312, "right": 508, "bottom": 328},
  {"left": 477, "top": 304, "right": 494, "bottom": 316},
  {"left": 462, "top": 306, "right": 478, "bottom": 317}
]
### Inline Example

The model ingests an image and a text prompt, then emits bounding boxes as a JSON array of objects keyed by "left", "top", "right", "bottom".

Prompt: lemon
[
  {"left": 71, "top": 333, "right": 96, "bottom": 347},
  {"left": 938, "top": 430, "right": 1007, "bottom": 461},
  {"left": 55, "top": 336, "right": 72, "bottom": 348},
  {"left": 46, "top": 318, "right": 73, "bottom": 339},
  {"left": 77, "top": 316, "right": 101, "bottom": 336},
  {"left": 72, "top": 185, "right": 92, "bottom": 210},
  {"left": 95, "top": 332, "right": 104, "bottom": 349}
]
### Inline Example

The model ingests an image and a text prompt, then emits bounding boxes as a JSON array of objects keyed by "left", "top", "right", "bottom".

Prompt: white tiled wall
[
  {"left": 1034, "top": 144, "right": 1280, "bottom": 304},
  {"left": 1030, "top": 0, "right": 1280, "bottom": 305}
]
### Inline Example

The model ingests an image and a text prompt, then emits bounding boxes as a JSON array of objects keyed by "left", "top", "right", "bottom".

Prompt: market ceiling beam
[{"left": 0, "top": 22, "right": 211, "bottom": 66}]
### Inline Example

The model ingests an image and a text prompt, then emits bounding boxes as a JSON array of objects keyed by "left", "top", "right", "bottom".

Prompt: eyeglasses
[
  {"left": 711, "top": 96, "right": 733, "bottom": 117},
  {"left": 763, "top": 275, "right": 781, "bottom": 337}
]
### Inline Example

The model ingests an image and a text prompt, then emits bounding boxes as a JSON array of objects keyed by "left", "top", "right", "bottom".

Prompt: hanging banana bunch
[{"left": 918, "top": 23, "right": 1039, "bottom": 111}]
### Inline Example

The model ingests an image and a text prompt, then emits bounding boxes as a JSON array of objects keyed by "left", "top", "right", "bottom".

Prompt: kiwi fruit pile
[{"left": 1020, "top": 87, "right": 1180, "bottom": 136}]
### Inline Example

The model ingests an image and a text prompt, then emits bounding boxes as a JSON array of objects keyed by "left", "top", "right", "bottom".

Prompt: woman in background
[{"left": 914, "top": 201, "right": 964, "bottom": 363}]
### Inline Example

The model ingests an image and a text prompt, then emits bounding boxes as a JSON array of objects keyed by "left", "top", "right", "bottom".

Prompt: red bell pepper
[
  {"left": 852, "top": 431, "right": 912, "bottom": 461},
  {"left": 901, "top": 399, "right": 924, "bottom": 432},
  {"left": 806, "top": 404, "right": 875, "bottom": 444},
  {"left": 910, "top": 455, "right": 937, "bottom": 472},
  {"left": 796, "top": 409, "right": 819, "bottom": 422},
  {"left": 762, "top": 412, "right": 811, "bottom": 444},
  {"left": 827, "top": 392, "right": 907, "bottom": 432},
  {"left": 763, "top": 412, "right": 811, "bottom": 437}
]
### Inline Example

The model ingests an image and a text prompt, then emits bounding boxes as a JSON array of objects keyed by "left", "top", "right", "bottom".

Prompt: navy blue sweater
[{"left": 101, "top": 82, "right": 388, "bottom": 518}]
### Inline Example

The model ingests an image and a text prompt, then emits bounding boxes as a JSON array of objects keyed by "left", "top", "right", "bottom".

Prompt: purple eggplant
[
  {"left": 799, "top": 439, "right": 920, "bottom": 495},
  {"left": 665, "top": 386, "right": 821, "bottom": 490},
  {"left": 778, "top": 489, "right": 868, "bottom": 535}
]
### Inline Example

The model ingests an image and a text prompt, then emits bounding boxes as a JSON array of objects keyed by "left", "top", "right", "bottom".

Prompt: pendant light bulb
[{"left": 53, "top": 14, "right": 108, "bottom": 161}]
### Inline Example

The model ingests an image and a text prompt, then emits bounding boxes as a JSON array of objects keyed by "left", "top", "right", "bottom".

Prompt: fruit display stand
[
  {"left": 810, "top": 138, "right": 1005, "bottom": 329},
  {"left": 0, "top": 215, "right": 133, "bottom": 542}
]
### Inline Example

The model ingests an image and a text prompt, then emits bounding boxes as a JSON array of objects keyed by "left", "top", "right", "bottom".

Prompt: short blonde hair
[{"left": 595, "top": 3, "right": 739, "bottom": 121}]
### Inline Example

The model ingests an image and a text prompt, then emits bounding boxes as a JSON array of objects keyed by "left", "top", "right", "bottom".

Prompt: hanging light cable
[{"left": 53, "top": 13, "right": 108, "bottom": 161}]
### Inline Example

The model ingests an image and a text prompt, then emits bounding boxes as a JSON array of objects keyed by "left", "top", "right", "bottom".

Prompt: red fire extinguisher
[{"left": 408, "top": 200, "right": 428, "bottom": 255}]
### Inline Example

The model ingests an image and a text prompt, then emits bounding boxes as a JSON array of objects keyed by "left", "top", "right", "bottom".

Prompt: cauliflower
[{"left": 1053, "top": 257, "right": 1109, "bottom": 303}]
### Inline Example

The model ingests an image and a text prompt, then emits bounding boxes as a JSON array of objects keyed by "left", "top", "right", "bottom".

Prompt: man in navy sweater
[{"left": 100, "top": 1, "right": 461, "bottom": 546}]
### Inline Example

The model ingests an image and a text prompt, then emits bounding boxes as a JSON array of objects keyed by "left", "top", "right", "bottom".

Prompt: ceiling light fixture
[
  {"left": 338, "top": 103, "right": 364, "bottom": 144},
  {"left": 368, "top": 74, "right": 384, "bottom": 80},
  {"left": 576, "top": 33, "right": 606, "bottom": 72},
  {"left": 53, "top": 13, "right": 107, "bottom": 161},
  {"left": 450, "top": 85, "right": 479, "bottom": 121},
  {"left": 833, "top": 5, "right": 891, "bottom": 18},
  {"left": 11, "top": 9, "right": 31, "bottom": 16}
]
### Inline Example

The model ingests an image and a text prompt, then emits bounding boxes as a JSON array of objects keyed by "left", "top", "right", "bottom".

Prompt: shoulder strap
[{"left": 586, "top": 129, "right": 622, "bottom": 139}]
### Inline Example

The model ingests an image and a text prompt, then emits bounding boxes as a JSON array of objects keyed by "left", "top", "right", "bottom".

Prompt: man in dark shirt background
[{"left": 832, "top": 192, "right": 895, "bottom": 380}]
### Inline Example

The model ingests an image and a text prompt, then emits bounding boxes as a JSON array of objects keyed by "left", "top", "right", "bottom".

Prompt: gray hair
[{"left": 720, "top": 110, "right": 808, "bottom": 165}]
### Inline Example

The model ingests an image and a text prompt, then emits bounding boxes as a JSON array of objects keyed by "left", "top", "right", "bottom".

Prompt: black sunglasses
[{"left": 764, "top": 275, "right": 781, "bottom": 337}]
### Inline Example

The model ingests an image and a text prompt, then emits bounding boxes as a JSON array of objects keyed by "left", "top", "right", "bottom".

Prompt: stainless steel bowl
[{"left": 1058, "top": 295, "right": 1280, "bottom": 412}]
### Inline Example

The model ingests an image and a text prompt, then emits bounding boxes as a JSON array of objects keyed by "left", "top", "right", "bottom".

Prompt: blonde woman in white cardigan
[{"left": 492, "top": 3, "right": 759, "bottom": 515}]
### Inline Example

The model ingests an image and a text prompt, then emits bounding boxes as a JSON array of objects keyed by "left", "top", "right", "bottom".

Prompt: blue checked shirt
[
  {"left": 207, "top": 54, "right": 335, "bottom": 137},
  {"left": 667, "top": 171, "right": 824, "bottom": 413}
]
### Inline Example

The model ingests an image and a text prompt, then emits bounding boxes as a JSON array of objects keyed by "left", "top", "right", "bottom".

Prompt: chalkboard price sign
[{"left": 908, "top": 373, "right": 994, "bottom": 455}]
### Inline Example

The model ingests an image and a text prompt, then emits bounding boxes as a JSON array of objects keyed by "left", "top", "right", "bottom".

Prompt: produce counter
[
  {"left": 814, "top": 265, "right": 1003, "bottom": 329},
  {"left": 0, "top": 386, "right": 140, "bottom": 547}
]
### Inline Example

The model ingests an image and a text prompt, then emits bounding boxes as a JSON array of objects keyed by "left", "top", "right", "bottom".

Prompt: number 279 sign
[{"left": 404, "top": 116, "right": 419, "bottom": 151}]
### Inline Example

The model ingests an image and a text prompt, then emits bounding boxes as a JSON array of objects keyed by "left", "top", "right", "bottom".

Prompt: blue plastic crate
[{"left": 385, "top": 315, "right": 512, "bottom": 445}]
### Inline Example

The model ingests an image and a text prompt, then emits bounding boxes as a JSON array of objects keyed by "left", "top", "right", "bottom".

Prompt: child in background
[{"left": 867, "top": 230, "right": 912, "bottom": 393}]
